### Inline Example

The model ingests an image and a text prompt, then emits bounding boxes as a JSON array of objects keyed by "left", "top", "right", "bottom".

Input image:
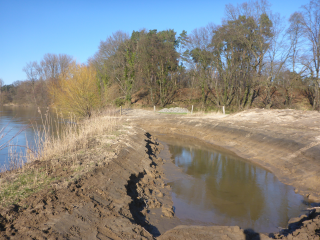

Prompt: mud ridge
[
  {"left": 126, "top": 172, "right": 161, "bottom": 237},
  {"left": 125, "top": 133, "right": 177, "bottom": 237},
  {"left": 0, "top": 128, "right": 174, "bottom": 239},
  {"left": 125, "top": 133, "right": 162, "bottom": 237},
  {"left": 272, "top": 208, "right": 320, "bottom": 239}
]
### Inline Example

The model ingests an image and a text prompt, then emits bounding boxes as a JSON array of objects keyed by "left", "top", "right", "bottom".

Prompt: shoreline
[
  {"left": 2, "top": 103, "right": 35, "bottom": 107},
  {"left": 129, "top": 109, "right": 320, "bottom": 203},
  {"left": 154, "top": 136, "right": 320, "bottom": 239},
  {"left": 0, "top": 108, "right": 320, "bottom": 239}
]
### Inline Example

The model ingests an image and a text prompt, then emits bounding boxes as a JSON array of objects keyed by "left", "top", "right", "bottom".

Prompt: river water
[
  {"left": 0, "top": 106, "right": 58, "bottom": 170},
  {"left": 160, "top": 140, "right": 310, "bottom": 233}
]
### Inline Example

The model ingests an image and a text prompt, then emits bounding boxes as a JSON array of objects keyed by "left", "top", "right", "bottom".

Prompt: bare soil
[
  {"left": 0, "top": 126, "right": 174, "bottom": 239},
  {"left": 0, "top": 108, "right": 320, "bottom": 239},
  {"left": 125, "top": 108, "right": 320, "bottom": 239}
]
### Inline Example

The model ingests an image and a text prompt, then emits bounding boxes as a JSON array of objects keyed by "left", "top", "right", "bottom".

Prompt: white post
[
  {"left": 120, "top": 106, "right": 122, "bottom": 115},
  {"left": 191, "top": 105, "right": 193, "bottom": 114},
  {"left": 154, "top": 105, "right": 156, "bottom": 112},
  {"left": 222, "top": 106, "right": 225, "bottom": 115}
]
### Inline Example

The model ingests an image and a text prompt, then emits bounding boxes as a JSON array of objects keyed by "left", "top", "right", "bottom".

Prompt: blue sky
[{"left": 0, "top": 0, "right": 309, "bottom": 85}]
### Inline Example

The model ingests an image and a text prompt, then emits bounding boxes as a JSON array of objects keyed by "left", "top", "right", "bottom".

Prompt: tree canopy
[{"left": 3, "top": 0, "right": 319, "bottom": 112}]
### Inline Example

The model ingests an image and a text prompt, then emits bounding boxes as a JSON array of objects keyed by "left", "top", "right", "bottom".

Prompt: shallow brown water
[{"left": 162, "top": 141, "right": 309, "bottom": 233}]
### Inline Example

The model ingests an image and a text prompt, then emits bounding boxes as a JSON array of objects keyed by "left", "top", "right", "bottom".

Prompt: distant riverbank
[{"left": 2, "top": 103, "right": 44, "bottom": 107}]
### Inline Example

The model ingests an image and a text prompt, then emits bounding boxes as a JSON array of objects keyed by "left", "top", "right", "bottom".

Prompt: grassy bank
[{"left": 0, "top": 108, "right": 122, "bottom": 207}]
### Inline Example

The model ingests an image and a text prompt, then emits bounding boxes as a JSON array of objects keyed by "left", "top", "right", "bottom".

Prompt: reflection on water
[
  {"left": 167, "top": 144, "right": 309, "bottom": 233},
  {"left": 0, "top": 106, "right": 64, "bottom": 169}
]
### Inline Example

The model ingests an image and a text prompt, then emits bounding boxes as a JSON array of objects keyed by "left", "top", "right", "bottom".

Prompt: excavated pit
[{"left": 1, "top": 108, "right": 320, "bottom": 239}]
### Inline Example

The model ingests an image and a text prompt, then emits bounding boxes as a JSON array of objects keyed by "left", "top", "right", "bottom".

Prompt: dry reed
[
  {"left": 26, "top": 107, "right": 119, "bottom": 163},
  {"left": 0, "top": 107, "right": 120, "bottom": 207}
]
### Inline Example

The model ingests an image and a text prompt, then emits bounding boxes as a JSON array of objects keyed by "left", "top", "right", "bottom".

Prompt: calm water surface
[
  {"left": 0, "top": 106, "right": 59, "bottom": 169},
  {"left": 166, "top": 143, "right": 309, "bottom": 233}
]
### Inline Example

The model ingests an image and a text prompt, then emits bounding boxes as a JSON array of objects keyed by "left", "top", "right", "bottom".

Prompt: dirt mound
[{"left": 0, "top": 129, "right": 173, "bottom": 239}]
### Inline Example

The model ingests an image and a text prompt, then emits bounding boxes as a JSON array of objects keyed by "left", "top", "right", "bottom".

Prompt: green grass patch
[{"left": 0, "top": 169, "right": 59, "bottom": 207}]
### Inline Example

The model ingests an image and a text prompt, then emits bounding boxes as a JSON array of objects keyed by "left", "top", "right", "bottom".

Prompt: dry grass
[
  {"left": 0, "top": 107, "right": 121, "bottom": 207},
  {"left": 27, "top": 107, "right": 119, "bottom": 162}
]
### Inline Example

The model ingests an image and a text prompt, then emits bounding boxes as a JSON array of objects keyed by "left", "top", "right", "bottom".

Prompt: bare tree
[
  {"left": 282, "top": 12, "right": 306, "bottom": 106},
  {"left": 263, "top": 13, "right": 292, "bottom": 108},
  {"left": 296, "top": 0, "right": 320, "bottom": 109},
  {"left": 40, "top": 53, "right": 73, "bottom": 81},
  {"left": 287, "top": 12, "right": 304, "bottom": 73},
  {"left": 23, "top": 61, "right": 41, "bottom": 105},
  {"left": 22, "top": 54, "right": 74, "bottom": 106}
]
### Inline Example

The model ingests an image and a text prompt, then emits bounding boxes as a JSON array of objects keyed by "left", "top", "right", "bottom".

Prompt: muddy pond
[{"left": 158, "top": 137, "right": 310, "bottom": 233}]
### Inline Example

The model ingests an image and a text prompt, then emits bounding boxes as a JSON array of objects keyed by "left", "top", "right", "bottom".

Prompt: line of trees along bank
[
  {"left": 90, "top": 0, "right": 320, "bottom": 111},
  {"left": 90, "top": 29, "right": 184, "bottom": 107},
  {"left": 0, "top": 54, "right": 73, "bottom": 107},
  {"left": 1, "top": 0, "right": 320, "bottom": 115}
]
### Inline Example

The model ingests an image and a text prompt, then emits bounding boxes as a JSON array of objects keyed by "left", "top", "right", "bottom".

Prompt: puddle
[{"left": 158, "top": 138, "right": 310, "bottom": 233}]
